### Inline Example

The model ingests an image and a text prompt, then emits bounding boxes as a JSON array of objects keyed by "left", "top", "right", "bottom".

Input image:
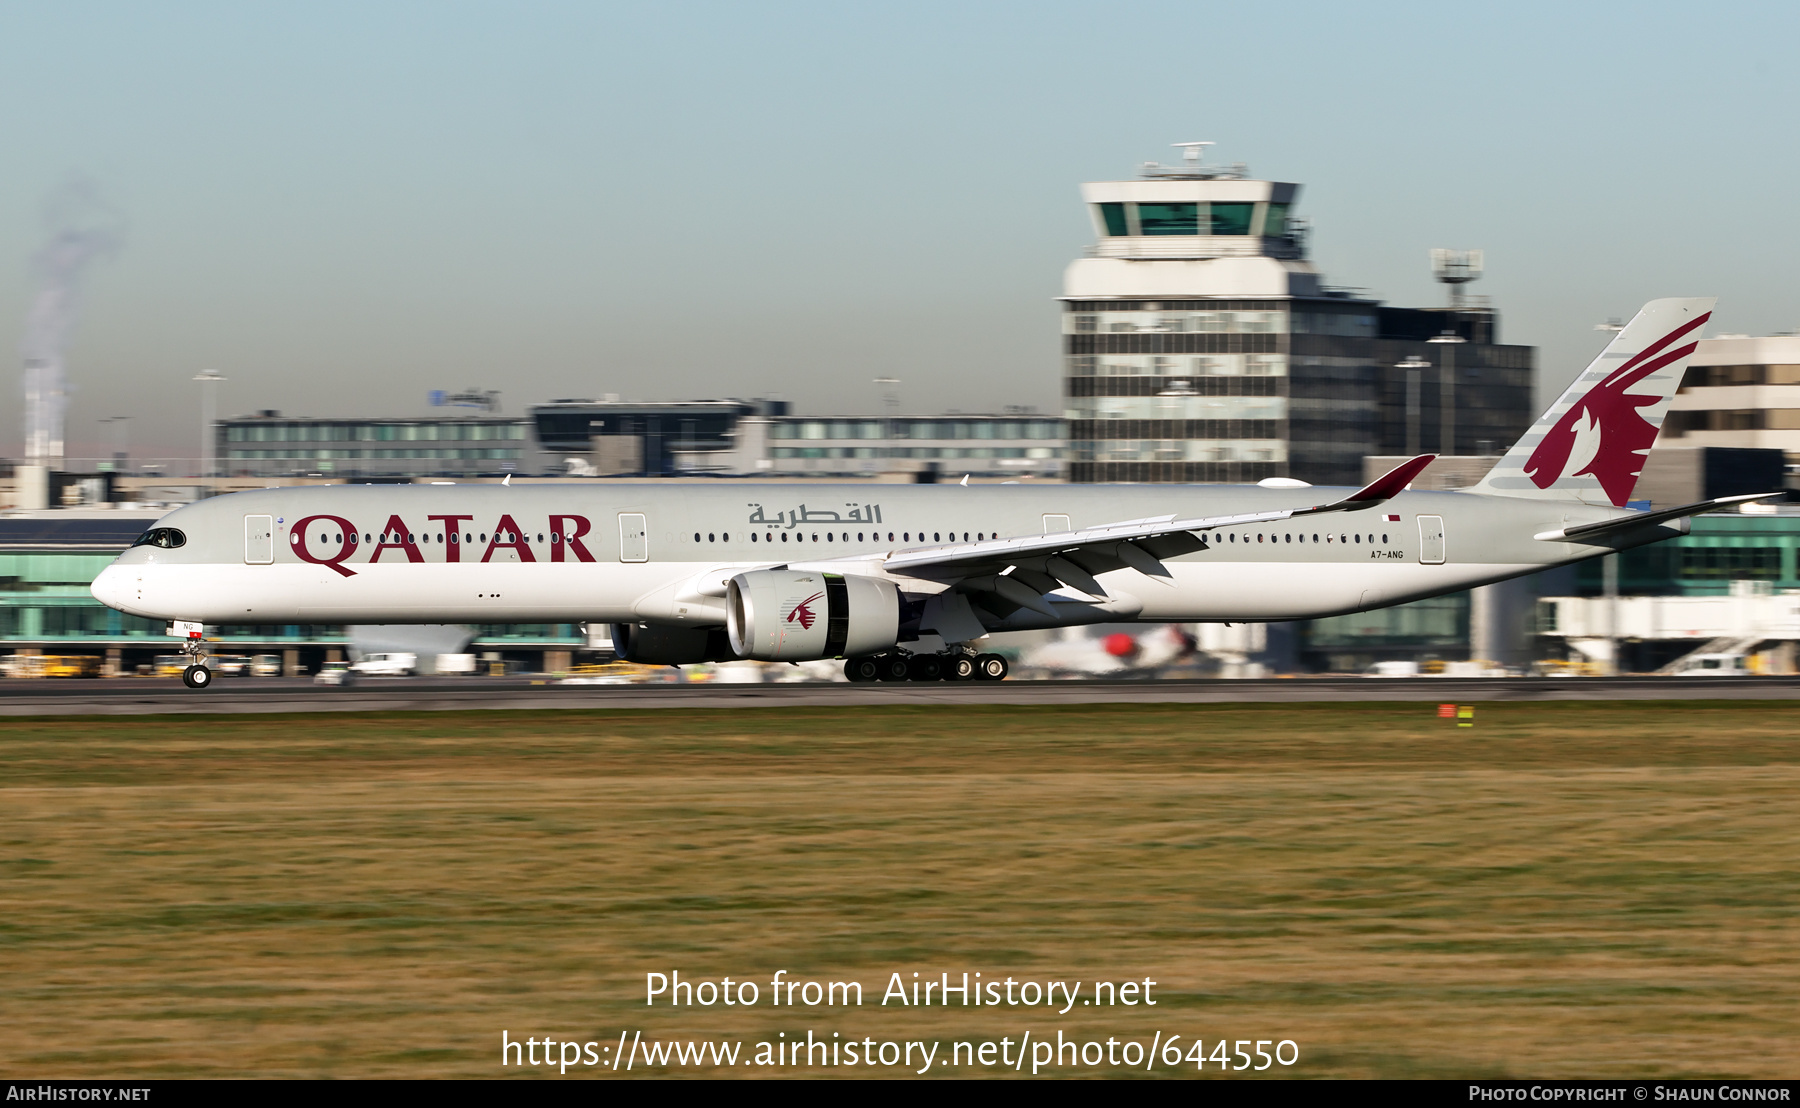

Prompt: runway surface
[{"left": 0, "top": 674, "right": 1796, "bottom": 715}]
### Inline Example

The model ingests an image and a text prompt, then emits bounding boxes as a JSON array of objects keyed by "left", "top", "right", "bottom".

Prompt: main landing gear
[{"left": 843, "top": 651, "right": 1008, "bottom": 683}]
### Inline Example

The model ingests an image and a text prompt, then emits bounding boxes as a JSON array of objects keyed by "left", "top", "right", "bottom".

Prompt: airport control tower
[{"left": 1063, "top": 146, "right": 1536, "bottom": 485}]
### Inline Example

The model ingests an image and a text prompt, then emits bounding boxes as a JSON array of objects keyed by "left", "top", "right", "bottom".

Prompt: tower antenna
[{"left": 1429, "top": 248, "right": 1483, "bottom": 309}]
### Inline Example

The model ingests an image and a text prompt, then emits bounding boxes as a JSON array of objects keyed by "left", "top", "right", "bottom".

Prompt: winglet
[{"left": 1341, "top": 454, "right": 1435, "bottom": 506}]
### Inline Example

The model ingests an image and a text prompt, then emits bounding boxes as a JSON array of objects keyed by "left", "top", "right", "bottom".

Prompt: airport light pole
[
  {"left": 873, "top": 376, "right": 900, "bottom": 441},
  {"left": 1427, "top": 332, "right": 1466, "bottom": 456},
  {"left": 98, "top": 415, "right": 130, "bottom": 473},
  {"left": 1396, "top": 356, "right": 1430, "bottom": 456},
  {"left": 193, "top": 369, "right": 226, "bottom": 488}
]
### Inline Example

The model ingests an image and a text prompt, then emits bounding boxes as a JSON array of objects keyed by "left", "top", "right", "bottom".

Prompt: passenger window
[
  {"left": 1382, "top": 534, "right": 1389, "bottom": 544},
  {"left": 781, "top": 533, "right": 788, "bottom": 542},
  {"left": 934, "top": 533, "right": 941, "bottom": 542},
  {"left": 827, "top": 533, "right": 834, "bottom": 542},
  {"left": 722, "top": 533, "right": 729, "bottom": 542}
]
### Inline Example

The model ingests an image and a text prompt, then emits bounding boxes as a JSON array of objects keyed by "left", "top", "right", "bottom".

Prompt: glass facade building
[
  {"left": 219, "top": 412, "right": 531, "bottom": 478},
  {"left": 1063, "top": 164, "right": 1535, "bottom": 486}
]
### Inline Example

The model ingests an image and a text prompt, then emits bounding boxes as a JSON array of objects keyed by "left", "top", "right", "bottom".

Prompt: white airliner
[{"left": 93, "top": 298, "right": 1770, "bottom": 687}]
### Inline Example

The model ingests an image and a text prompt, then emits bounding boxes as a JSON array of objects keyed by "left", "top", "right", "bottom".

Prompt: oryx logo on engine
[{"left": 785, "top": 592, "right": 824, "bottom": 630}]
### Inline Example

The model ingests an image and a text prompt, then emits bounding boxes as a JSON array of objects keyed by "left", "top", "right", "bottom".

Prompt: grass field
[{"left": 2, "top": 701, "right": 1797, "bottom": 1078}]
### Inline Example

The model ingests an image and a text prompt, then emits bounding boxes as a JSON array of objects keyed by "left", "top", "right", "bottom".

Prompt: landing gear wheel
[
  {"left": 909, "top": 655, "right": 943, "bottom": 681},
  {"left": 876, "top": 654, "right": 911, "bottom": 682},
  {"left": 943, "top": 654, "right": 977, "bottom": 682},
  {"left": 844, "top": 656, "right": 882, "bottom": 683},
  {"left": 973, "top": 653, "right": 1008, "bottom": 681},
  {"left": 182, "top": 664, "right": 213, "bottom": 690}
]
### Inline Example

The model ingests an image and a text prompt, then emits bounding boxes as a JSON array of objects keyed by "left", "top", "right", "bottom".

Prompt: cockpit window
[{"left": 131, "top": 527, "right": 186, "bottom": 549}]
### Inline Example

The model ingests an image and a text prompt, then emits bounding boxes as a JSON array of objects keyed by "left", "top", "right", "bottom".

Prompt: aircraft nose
[{"left": 91, "top": 565, "right": 128, "bottom": 611}]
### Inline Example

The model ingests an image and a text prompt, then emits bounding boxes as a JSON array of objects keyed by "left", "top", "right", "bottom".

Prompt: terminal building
[
  {"left": 529, "top": 398, "right": 1065, "bottom": 480},
  {"left": 218, "top": 410, "right": 535, "bottom": 479},
  {"left": 1061, "top": 150, "right": 1535, "bottom": 485}
]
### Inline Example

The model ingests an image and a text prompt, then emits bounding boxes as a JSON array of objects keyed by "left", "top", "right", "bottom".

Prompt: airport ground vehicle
[
  {"left": 4, "top": 654, "right": 105, "bottom": 678},
  {"left": 90, "top": 300, "right": 1779, "bottom": 690},
  {"left": 350, "top": 652, "right": 417, "bottom": 677},
  {"left": 211, "top": 655, "right": 250, "bottom": 677},
  {"left": 433, "top": 653, "right": 477, "bottom": 675},
  {"left": 313, "top": 661, "right": 354, "bottom": 686},
  {"left": 1670, "top": 652, "right": 1751, "bottom": 675},
  {"left": 250, "top": 655, "right": 283, "bottom": 677}
]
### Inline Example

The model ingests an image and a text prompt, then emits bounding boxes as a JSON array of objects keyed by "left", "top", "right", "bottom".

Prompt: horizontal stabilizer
[{"left": 1534, "top": 493, "right": 1782, "bottom": 543}]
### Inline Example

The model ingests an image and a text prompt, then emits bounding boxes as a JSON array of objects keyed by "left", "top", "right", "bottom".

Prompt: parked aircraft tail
[{"left": 1473, "top": 297, "right": 1715, "bottom": 506}]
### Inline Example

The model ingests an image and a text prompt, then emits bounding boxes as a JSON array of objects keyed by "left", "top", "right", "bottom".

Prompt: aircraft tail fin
[{"left": 1473, "top": 297, "right": 1715, "bottom": 506}]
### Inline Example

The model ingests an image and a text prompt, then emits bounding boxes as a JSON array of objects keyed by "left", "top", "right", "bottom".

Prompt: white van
[
  {"left": 1670, "top": 653, "right": 1750, "bottom": 676},
  {"left": 351, "top": 652, "right": 418, "bottom": 677}
]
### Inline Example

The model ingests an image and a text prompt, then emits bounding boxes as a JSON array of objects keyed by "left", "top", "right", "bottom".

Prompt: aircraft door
[
  {"left": 244, "top": 515, "right": 274, "bottom": 565},
  {"left": 618, "top": 513, "right": 648, "bottom": 562},
  {"left": 1417, "top": 515, "right": 1445, "bottom": 565},
  {"left": 1042, "top": 514, "right": 1070, "bottom": 534}
]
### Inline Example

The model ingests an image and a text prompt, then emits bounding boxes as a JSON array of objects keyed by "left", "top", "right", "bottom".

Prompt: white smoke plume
[{"left": 20, "top": 179, "right": 124, "bottom": 468}]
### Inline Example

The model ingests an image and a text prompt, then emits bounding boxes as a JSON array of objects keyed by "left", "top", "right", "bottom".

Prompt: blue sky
[{"left": 2, "top": 1, "right": 1796, "bottom": 457}]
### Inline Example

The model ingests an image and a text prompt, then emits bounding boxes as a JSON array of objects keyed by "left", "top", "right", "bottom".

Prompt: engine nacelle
[
  {"left": 727, "top": 570, "right": 899, "bottom": 661},
  {"left": 610, "top": 622, "right": 734, "bottom": 665}
]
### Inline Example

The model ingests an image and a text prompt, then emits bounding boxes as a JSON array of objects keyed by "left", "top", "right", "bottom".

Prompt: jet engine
[
  {"left": 727, "top": 570, "right": 899, "bottom": 661},
  {"left": 610, "top": 622, "right": 734, "bottom": 665}
]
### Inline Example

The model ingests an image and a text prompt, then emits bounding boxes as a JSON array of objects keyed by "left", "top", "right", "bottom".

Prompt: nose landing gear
[{"left": 172, "top": 622, "right": 215, "bottom": 691}]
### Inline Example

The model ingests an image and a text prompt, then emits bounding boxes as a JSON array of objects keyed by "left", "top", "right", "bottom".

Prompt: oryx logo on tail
[
  {"left": 1523, "top": 311, "right": 1709, "bottom": 505},
  {"left": 1475, "top": 298, "right": 1715, "bottom": 506}
]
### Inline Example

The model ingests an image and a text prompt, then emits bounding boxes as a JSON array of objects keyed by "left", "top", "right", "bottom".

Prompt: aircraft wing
[{"left": 862, "top": 454, "right": 1435, "bottom": 613}]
